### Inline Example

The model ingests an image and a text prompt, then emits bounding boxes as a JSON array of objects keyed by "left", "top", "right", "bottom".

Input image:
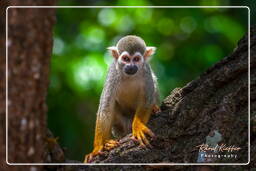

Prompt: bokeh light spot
[
  {"left": 115, "top": 16, "right": 134, "bottom": 33},
  {"left": 53, "top": 37, "right": 64, "bottom": 55},
  {"left": 98, "top": 9, "right": 116, "bottom": 26},
  {"left": 134, "top": 9, "right": 153, "bottom": 24},
  {"left": 82, "top": 27, "right": 105, "bottom": 50},
  {"left": 157, "top": 18, "right": 174, "bottom": 36},
  {"left": 180, "top": 16, "right": 197, "bottom": 34},
  {"left": 71, "top": 55, "right": 107, "bottom": 92}
]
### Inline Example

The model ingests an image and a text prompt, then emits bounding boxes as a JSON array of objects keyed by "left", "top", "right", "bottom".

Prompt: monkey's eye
[
  {"left": 122, "top": 56, "right": 130, "bottom": 62},
  {"left": 133, "top": 56, "right": 140, "bottom": 62}
]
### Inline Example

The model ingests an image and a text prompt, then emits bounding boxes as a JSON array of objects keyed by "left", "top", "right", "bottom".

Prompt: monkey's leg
[
  {"left": 84, "top": 112, "right": 120, "bottom": 162},
  {"left": 84, "top": 117, "right": 112, "bottom": 163},
  {"left": 84, "top": 119, "right": 104, "bottom": 162},
  {"left": 132, "top": 107, "right": 155, "bottom": 147}
]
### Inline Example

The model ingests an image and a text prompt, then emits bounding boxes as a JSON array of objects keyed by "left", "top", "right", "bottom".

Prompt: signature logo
[{"left": 196, "top": 143, "right": 241, "bottom": 153}]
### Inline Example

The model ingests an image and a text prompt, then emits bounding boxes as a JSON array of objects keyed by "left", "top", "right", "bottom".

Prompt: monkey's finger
[
  {"left": 140, "top": 131, "right": 152, "bottom": 148},
  {"left": 98, "top": 151, "right": 104, "bottom": 155},
  {"left": 140, "top": 132, "right": 151, "bottom": 147},
  {"left": 144, "top": 127, "right": 155, "bottom": 138},
  {"left": 137, "top": 133, "right": 146, "bottom": 147},
  {"left": 105, "top": 143, "right": 117, "bottom": 147},
  {"left": 84, "top": 150, "right": 104, "bottom": 163},
  {"left": 104, "top": 140, "right": 119, "bottom": 150},
  {"left": 105, "top": 144, "right": 118, "bottom": 150},
  {"left": 132, "top": 132, "right": 145, "bottom": 146},
  {"left": 131, "top": 134, "right": 139, "bottom": 141},
  {"left": 84, "top": 156, "right": 88, "bottom": 163},
  {"left": 84, "top": 154, "right": 92, "bottom": 163},
  {"left": 105, "top": 143, "right": 115, "bottom": 148},
  {"left": 88, "top": 156, "right": 93, "bottom": 163},
  {"left": 106, "top": 139, "right": 119, "bottom": 144},
  {"left": 152, "top": 105, "right": 161, "bottom": 114}
]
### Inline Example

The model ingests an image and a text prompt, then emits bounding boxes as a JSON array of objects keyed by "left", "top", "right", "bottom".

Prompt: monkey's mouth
[{"left": 124, "top": 65, "right": 138, "bottom": 75}]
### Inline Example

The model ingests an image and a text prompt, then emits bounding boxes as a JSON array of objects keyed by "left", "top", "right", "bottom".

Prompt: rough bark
[
  {"left": 0, "top": 1, "right": 55, "bottom": 171},
  {"left": 72, "top": 27, "right": 254, "bottom": 171}
]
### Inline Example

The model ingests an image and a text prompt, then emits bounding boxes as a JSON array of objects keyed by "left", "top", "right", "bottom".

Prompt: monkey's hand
[
  {"left": 104, "top": 139, "right": 119, "bottom": 150},
  {"left": 84, "top": 140, "right": 119, "bottom": 163},
  {"left": 152, "top": 104, "right": 161, "bottom": 114},
  {"left": 132, "top": 115, "right": 155, "bottom": 147},
  {"left": 84, "top": 145, "right": 103, "bottom": 163}
]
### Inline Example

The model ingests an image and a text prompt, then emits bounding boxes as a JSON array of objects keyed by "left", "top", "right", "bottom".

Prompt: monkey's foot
[
  {"left": 84, "top": 145, "right": 103, "bottom": 163},
  {"left": 132, "top": 120, "right": 155, "bottom": 147},
  {"left": 104, "top": 139, "right": 119, "bottom": 150},
  {"left": 152, "top": 104, "right": 161, "bottom": 114}
]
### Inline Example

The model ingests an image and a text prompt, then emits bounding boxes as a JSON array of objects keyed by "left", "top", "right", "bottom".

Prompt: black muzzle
[{"left": 124, "top": 65, "right": 138, "bottom": 75}]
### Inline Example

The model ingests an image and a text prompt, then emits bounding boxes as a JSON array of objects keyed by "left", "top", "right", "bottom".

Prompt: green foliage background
[{"left": 47, "top": 1, "right": 248, "bottom": 161}]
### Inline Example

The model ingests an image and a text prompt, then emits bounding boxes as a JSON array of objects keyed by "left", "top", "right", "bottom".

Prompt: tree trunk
[{"left": 0, "top": 1, "right": 55, "bottom": 171}]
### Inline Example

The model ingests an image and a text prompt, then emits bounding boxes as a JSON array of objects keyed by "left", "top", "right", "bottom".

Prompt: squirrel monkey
[{"left": 84, "top": 35, "right": 160, "bottom": 162}]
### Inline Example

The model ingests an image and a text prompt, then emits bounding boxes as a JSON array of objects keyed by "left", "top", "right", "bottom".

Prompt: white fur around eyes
[
  {"left": 118, "top": 51, "right": 129, "bottom": 63},
  {"left": 120, "top": 51, "right": 130, "bottom": 57},
  {"left": 132, "top": 52, "right": 144, "bottom": 63}
]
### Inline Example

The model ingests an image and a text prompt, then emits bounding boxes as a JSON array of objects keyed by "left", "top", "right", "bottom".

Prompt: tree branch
[{"left": 78, "top": 26, "right": 255, "bottom": 170}]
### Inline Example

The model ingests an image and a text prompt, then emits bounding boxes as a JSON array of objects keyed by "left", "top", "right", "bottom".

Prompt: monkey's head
[{"left": 108, "top": 35, "right": 156, "bottom": 76}]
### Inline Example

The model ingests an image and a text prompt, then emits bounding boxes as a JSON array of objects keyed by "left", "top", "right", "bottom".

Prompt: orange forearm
[
  {"left": 133, "top": 106, "right": 152, "bottom": 124},
  {"left": 131, "top": 106, "right": 155, "bottom": 146},
  {"left": 93, "top": 118, "right": 104, "bottom": 150}
]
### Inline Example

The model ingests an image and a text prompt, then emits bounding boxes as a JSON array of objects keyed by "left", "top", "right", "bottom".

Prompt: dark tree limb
[{"left": 75, "top": 27, "right": 255, "bottom": 170}]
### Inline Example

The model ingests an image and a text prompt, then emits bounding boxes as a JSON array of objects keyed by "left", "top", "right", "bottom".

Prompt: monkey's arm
[
  {"left": 84, "top": 64, "right": 119, "bottom": 162},
  {"left": 152, "top": 71, "right": 161, "bottom": 114},
  {"left": 132, "top": 106, "right": 155, "bottom": 146},
  {"left": 132, "top": 69, "right": 156, "bottom": 146}
]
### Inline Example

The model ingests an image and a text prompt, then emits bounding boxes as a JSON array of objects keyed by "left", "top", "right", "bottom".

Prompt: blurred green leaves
[
  {"left": 69, "top": 54, "right": 107, "bottom": 93},
  {"left": 47, "top": 6, "right": 247, "bottom": 161},
  {"left": 205, "top": 15, "right": 245, "bottom": 43}
]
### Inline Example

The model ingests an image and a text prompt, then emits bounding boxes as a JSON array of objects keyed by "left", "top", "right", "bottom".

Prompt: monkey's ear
[
  {"left": 144, "top": 47, "right": 156, "bottom": 60},
  {"left": 107, "top": 46, "right": 119, "bottom": 59}
]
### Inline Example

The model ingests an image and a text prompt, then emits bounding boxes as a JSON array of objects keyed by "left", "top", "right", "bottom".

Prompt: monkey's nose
[{"left": 124, "top": 65, "right": 138, "bottom": 75}]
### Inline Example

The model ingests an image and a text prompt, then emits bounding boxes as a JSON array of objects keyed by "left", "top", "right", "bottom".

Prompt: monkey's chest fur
[
  {"left": 112, "top": 77, "right": 144, "bottom": 137},
  {"left": 115, "top": 77, "right": 143, "bottom": 112}
]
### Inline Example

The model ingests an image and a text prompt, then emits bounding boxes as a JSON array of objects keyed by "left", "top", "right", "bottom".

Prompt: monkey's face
[
  {"left": 117, "top": 51, "right": 144, "bottom": 76},
  {"left": 107, "top": 35, "right": 156, "bottom": 76}
]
